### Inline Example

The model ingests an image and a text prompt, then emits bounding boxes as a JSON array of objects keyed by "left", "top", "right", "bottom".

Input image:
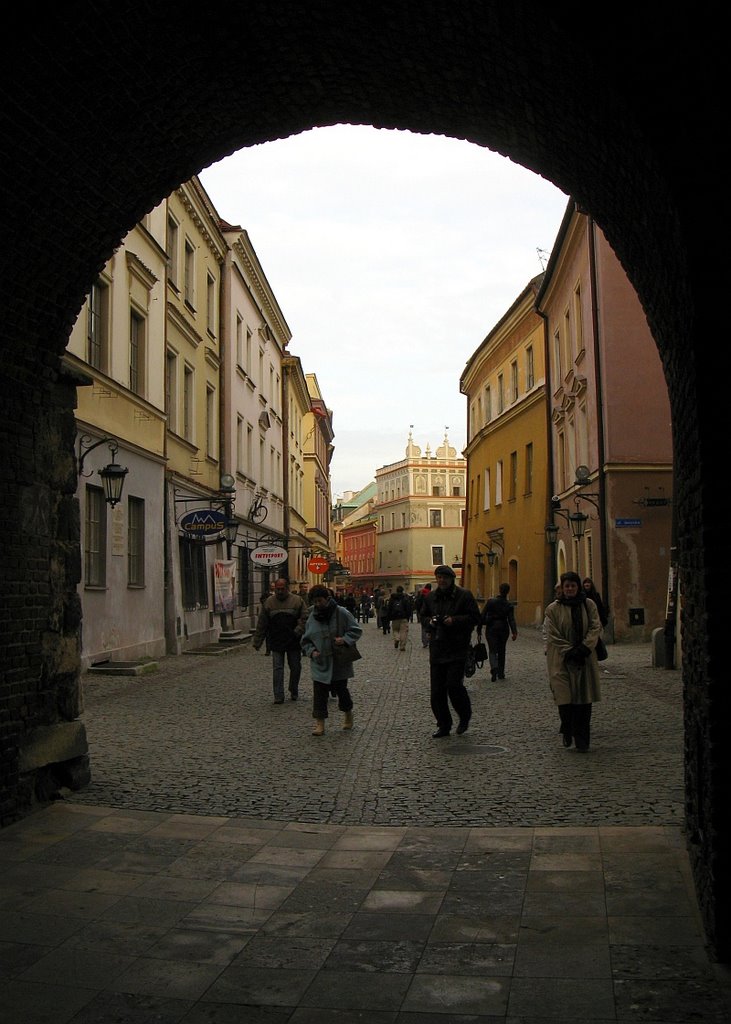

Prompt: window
[
  {"left": 179, "top": 538, "right": 208, "bottom": 609},
  {"left": 183, "top": 365, "right": 194, "bottom": 441},
  {"left": 166, "top": 350, "right": 177, "bottom": 432},
  {"left": 485, "top": 385, "right": 492, "bottom": 423},
  {"left": 129, "top": 309, "right": 145, "bottom": 396},
  {"left": 206, "top": 273, "right": 216, "bottom": 335},
  {"left": 246, "top": 422, "right": 253, "bottom": 472},
  {"left": 236, "top": 416, "right": 244, "bottom": 474},
  {"left": 509, "top": 451, "right": 518, "bottom": 501},
  {"left": 497, "top": 373, "right": 504, "bottom": 413},
  {"left": 432, "top": 485, "right": 442, "bottom": 496},
  {"left": 525, "top": 442, "right": 533, "bottom": 494},
  {"left": 452, "top": 483, "right": 461, "bottom": 497},
  {"left": 574, "top": 283, "right": 584, "bottom": 354},
  {"left": 84, "top": 485, "right": 106, "bottom": 586},
  {"left": 246, "top": 328, "right": 252, "bottom": 373},
  {"left": 553, "top": 330, "right": 562, "bottom": 380},
  {"left": 526, "top": 345, "right": 535, "bottom": 389},
  {"left": 429, "top": 508, "right": 442, "bottom": 527},
  {"left": 87, "top": 279, "right": 108, "bottom": 370},
  {"left": 510, "top": 360, "right": 518, "bottom": 403},
  {"left": 564, "top": 307, "right": 572, "bottom": 365},
  {"left": 206, "top": 386, "right": 216, "bottom": 458},
  {"left": 235, "top": 315, "right": 244, "bottom": 368},
  {"left": 166, "top": 215, "right": 179, "bottom": 287},
  {"left": 495, "top": 460, "right": 503, "bottom": 505},
  {"left": 431, "top": 545, "right": 444, "bottom": 565},
  {"left": 184, "top": 240, "right": 195, "bottom": 306},
  {"left": 127, "top": 497, "right": 145, "bottom": 586},
  {"left": 484, "top": 468, "right": 491, "bottom": 511}
]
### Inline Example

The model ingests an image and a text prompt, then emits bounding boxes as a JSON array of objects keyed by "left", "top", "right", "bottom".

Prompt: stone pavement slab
[{"left": 2, "top": 624, "right": 730, "bottom": 1021}]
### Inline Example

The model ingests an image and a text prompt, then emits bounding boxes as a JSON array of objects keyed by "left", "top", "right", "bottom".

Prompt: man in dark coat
[
  {"left": 253, "top": 578, "right": 308, "bottom": 703},
  {"left": 420, "top": 565, "right": 481, "bottom": 737},
  {"left": 482, "top": 582, "right": 518, "bottom": 681}
]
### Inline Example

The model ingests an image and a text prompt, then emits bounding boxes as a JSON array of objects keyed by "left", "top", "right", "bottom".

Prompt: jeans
[{"left": 271, "top": 647, "right": 302, "bottom": 701}]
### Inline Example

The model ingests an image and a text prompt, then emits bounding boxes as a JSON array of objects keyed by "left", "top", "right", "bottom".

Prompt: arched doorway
[{"left": 1, "top": 3, "right": 726, "bottom": 958}]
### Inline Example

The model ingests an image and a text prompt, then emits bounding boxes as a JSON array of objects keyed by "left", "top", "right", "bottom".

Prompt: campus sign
[{"left": 180, "top": 508, "right": 226, "bottom": 537}]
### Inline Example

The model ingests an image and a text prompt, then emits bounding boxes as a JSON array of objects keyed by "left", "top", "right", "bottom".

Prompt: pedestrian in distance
[
  {"left": 376, "top": 591, "right": 391, "bottom": 634},
  {"left": 414, "top": 583, "right": 432, "bottom": 647},
  {"left": 482, "top": 582, "right": 518, "bottom": 681},
  {"left": 543, "top": 570, "right": 602, "bottom": 752},
  {"left": 386, "top": 585, "right": 413, "bottom": 651},
  {"left": 253, "top": 578, "right": 308, "bottom": 703},
  {"left": 301, "top": 584, "right": 362, "bottom": 735},
  {"left": 420, "top": 565, "right": 481, "bottom": 738},
  {"left": 582, "top": 577, "right": 609, "bottom": 627}
]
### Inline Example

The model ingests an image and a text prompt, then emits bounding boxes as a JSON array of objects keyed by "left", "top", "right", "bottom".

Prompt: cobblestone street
[{"left": 70, "top": 623, "right": 684, "bottom": 829}]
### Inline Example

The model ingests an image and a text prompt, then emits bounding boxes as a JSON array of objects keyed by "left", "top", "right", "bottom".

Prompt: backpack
[{"left": 390, "top": 597, "right": 405, "bottom": 619}]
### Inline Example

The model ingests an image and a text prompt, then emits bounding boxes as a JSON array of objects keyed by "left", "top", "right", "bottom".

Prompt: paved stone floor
[{"left": 2, "top": 623, "right": 730, "bottom": 1021}]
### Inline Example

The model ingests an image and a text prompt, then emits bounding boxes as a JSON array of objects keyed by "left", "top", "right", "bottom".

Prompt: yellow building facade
[{"left": 460, "top": 276, "right": 551, "bottom": 624}]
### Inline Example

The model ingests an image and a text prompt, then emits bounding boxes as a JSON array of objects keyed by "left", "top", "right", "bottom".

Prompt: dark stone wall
[{"left": 0, "top": 1, "right": 727, "bottom": 957}]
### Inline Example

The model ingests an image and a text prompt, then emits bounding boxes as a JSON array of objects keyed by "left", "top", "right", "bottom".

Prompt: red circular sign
[{"left": 308, "top": 556, "right": 329, "bottom": 574}]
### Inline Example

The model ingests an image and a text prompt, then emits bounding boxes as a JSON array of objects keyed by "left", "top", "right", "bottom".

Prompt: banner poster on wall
[{"left": 213, "top": 560, "right": 236, "bottom": 613}]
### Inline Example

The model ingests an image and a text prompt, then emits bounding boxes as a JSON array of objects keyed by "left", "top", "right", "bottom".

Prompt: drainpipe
[
  {"left": 537, "top": 305, "right": 556, "bottom": 605},
  {"left": 587, "top": 216, "right": 611, "bottom": 625},
  {"left": 282, "top": 358, "right": 291, "bottom": 580}
]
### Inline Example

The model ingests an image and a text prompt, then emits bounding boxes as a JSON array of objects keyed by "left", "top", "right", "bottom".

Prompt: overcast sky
[{"left": 199, "top": 125, "right": 568, "bottom": 499}]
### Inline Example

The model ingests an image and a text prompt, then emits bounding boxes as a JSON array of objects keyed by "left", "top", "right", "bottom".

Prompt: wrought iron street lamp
[{"left": 77, "top": 435, "right": 129, "bottom": 508}]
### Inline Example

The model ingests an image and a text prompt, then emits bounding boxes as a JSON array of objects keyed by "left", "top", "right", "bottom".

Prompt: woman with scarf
[
  {"left": 301, "top": 584, "right": 363, "bottom": 736},
  {"left": 543, "top": 571, "right": 602, "bottom": 752}
]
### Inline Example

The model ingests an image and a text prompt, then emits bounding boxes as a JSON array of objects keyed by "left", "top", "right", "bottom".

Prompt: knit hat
[{"left": 434, "top": 565, "right": 456, "bottom": 578}]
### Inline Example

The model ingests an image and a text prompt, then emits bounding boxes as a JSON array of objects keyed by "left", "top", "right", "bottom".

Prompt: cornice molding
[
  {"left": 175, "top": 185, "right": 227, "bottom": 264},
  {"left": 167, "top": 301, "right": 204, "bottom": 348}
]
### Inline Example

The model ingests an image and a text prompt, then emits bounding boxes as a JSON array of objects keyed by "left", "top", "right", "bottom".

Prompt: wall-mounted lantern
[{"left": 77, "top": 435, "right": 129, "bottom": 508}]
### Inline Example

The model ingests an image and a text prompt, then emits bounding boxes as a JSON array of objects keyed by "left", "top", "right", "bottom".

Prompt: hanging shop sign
[
  {"left": 250, "top": 544, "right": 288, "bottom": 567},
  {"left": 307, "top": 555, "right": 330, "bottom": 574},
  {"left": 180, "top": 508, "right": 226, "bottom": 537}
]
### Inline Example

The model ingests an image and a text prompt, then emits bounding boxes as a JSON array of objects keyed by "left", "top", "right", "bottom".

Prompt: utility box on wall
[{"left": 629, "top": 607, "right": 645, "bottom": 626}]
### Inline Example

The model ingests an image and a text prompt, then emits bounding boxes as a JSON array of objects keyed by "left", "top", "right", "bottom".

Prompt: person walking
[
  {"left": 252, "top": 578, "right": 308, "bottom": 703},
  {"left": 301, "top": 584, "right": 362, "bottom": 735},
  {"left": 386, "top": 586, "right": 413, "bottom": 651},
  {"left": 414, "top": 583, "right": 432, "bottom": 647},
  {"left": 543, "top": 570, "right": 602, "bottom": 752},
  {"left": 482, "top": 582, "right": 518, "bottom": 681},
  {"left": 376, "top": 591, "right": 391, "bottom": 634},
  {"left": 582, "top": 577, "right": 609, "bottom": 628},
  {"left": 420, "top": 565, "right": 481, "bottom": 738}
]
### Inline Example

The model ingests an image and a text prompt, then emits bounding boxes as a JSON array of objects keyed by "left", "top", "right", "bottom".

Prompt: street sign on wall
[{"left": 308, "top": 555, "right": 329, "bottom": 574}]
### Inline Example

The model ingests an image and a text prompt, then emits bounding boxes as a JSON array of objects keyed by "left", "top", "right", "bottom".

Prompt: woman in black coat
[{"left": 582, "top": 578, "right": 608, "bottom": 627}]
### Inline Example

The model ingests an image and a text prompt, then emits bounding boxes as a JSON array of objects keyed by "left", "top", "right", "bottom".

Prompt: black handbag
[
  {"left": 472, "top": 641, "right": 488, "bottom": 668},
  {"left": 596, "top": 637, "right": 608, "bottom": 661},
  {"left": 333, "top": 643, "right": 362, "bottom": 665},
  {"left": 464, "top": 647, "right": 477, "bottom": 677}
]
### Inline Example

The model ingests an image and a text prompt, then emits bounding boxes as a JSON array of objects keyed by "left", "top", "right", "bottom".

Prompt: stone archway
[{"left": 1, "top": 3, "right": 726, "bottom": 958}]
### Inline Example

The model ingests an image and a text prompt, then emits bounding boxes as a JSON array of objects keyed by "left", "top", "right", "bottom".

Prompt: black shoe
[
  {"left": 490, "top": 670, "right": 497, "bottom": 681},
  {"left": 456, "top": 719, "right": 470, "bottom": 735},
  {"left": 562, "top": 734, "right": 572, "bottom": 748},
  {"left": 290, "top": 693, "right": 298, "bottom": 701},
  {"left": 432, "top": 728, "right": 451, "bottom": 738},
  {"left": 273, "top": 698, "right": 284, "bottom": 704},
  {"left": 575, "top": 744, "right": 589, "bottom": 752},
  {"left": 498, "top": 674, "right": 505, "bottom": 680}
]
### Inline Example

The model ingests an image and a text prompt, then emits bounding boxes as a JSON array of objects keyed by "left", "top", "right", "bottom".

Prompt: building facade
[
  {"left": 65, "top": 208, "right": 169, "bottom": 669},
  {"left": 537, "top": 202, "right": 673, "bottom": 641},
  {"left": 460, "top": 275, "right": 551, "bottom": 622},
  {"left": 303, "top": 374, "right": 335, "bottom": 583},
  {"left": 374, "top": 432, "right": 466, "bottom": 593}
]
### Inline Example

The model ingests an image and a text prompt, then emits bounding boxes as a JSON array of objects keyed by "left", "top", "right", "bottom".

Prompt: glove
[{"left": 564, "top": 644, "right": 590, "bottom": 665}]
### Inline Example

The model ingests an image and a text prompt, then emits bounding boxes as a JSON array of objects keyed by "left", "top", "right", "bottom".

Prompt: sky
[{"left": 199, "top": 125, "right": 569, "bottom": 499}]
